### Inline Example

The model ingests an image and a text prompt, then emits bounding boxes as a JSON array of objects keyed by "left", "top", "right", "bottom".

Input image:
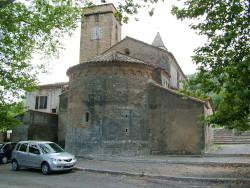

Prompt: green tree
[
  {"left": 0, "top": 101, "right": 25, "bottom": 131},
  {"left": 172, "top": 0, "right": 249, "bottom": 131},
  {"left": 0, "top": 0, "right": 163, "bottom": 130},
  {"left": 0, "top": 0, "right": 94, "bottom": 130}
]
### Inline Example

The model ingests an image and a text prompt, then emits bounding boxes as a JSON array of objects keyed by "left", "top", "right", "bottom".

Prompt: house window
[
  {"left": 35, "top": 96, "right": 48, "bottom": 109},
  {"left": 52, "top": 108, "right": 57, "bottom": 113}
]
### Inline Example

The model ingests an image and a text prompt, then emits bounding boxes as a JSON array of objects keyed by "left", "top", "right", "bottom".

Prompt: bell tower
[{"left": 79, "top": 4, "right": 122, "bottom": 63}]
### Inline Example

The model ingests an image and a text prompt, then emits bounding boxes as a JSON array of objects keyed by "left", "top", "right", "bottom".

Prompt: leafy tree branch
[{"left": 173, "top": 0, "right": 249, "bottom": 131}]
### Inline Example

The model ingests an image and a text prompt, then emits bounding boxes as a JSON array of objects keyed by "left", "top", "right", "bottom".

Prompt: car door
[
  {"left": 16, "top": 143, "right": 29, "bottom": 166},
  {"left": 3, "top": 144, "right": 12, "bottom": 159},
  {"left": 26, "top": 143, "right": 41, "bottom": 168},
  {"left": 7, "top": 143, "right": 16, "bottom": 160}
]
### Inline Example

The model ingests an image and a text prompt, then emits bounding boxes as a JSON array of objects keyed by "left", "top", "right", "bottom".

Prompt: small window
[
  {"left": 19, "top": 143, "right": 28, "bottom": 152},
  {"left": 52, "top": 108, "right": 57, "bottom": 113},
  {"left": 29, "top": 144, "right": 40, "bottom": 155},
  {"left": 3, "top": 144, "right": 10, "bottom": 152},
  {"left": 35, "top": 96, "right": 47, "bottom": 109},
  {"left": 85, "top": 112, "right": 90, "bottom": 123},
  {"left": 10, "top": 143, "right": 17, "bottom": 150},
  {"left": 115, "top": 25, "right": 118, "bottom": 42},
  {"left": 15, "top": 143, "right": 21, "bottom": 151},
  {"left": 124, "top": 48, "right": 130, "bottom": 55}
]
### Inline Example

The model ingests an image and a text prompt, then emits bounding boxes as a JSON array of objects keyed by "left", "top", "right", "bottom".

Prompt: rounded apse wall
[{"left": 66, "top": 61, "right": 155, "bottom": 156}]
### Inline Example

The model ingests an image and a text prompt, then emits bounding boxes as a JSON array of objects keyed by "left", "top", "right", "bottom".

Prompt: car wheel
[
  {"left": 41, "top": 162, "right": 51, "bottom": 175},
  {"left": 12, "top": 160, "right": 20, "bottom": 171},
  {"left": 1, "top": 156, "right": 8, "bottom": 164}
]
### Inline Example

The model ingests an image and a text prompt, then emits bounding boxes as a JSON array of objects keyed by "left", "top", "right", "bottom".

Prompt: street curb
[
  {"left": 204, "top": 153, "right": 250, "bottom": 157},
  {"left": 76, "top": 167, "right": 250, "bottom": 183},
  {"left": 82, "top": 157, "right": 250, "bottom": 167}
]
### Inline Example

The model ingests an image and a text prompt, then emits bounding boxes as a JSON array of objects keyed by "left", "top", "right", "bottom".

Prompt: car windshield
[
  {"left": 0, "top": 143, "right": 3, "bottom": 149},
  {"left": 38, "top": 143, "right": 64, "bottom": 154}
]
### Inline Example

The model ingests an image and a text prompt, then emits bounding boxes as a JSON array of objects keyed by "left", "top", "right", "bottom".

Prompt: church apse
[{"left": 65, "top": 57, "right": 156, "bottom": 156}]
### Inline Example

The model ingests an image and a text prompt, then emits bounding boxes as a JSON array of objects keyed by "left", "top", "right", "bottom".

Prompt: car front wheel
[
  {"left": 41, "top": 162, "right": 51, "bottom": 175},
  {"left": 12, "top": 160, "right": 20, "bottom": 171}
]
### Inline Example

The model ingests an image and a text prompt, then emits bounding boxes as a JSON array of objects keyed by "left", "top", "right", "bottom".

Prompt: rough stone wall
[
  {"left": 79, "top": 4, "right": 121, "bottom": 63},
  {"left": 66, "top": 62, "right": 155, "bottom": 156},
  {"left": 58, "top": 92, "right": 69, "bottom": 148},
  {"left": 24, "top": 87, "right": 63, "bottom": 113},
  {"left": 105, "top": 37, "right": 186, "bottom": 88},
  {"left": 12, "top": 111, "right": 58, "bottom": 143},
  {"left": 204, "top": 103, "right": 214, "bottom": 151},
  {"left": 148, "top": 83, "right": 206, "bottom": 155}
]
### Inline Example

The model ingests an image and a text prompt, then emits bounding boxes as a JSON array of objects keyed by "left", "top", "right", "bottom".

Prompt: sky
[{"left": 38, "top": 0, "right": 207, "bottom": 85}]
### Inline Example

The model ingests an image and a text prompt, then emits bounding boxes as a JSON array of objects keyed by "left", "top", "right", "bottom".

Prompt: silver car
[{"left": 11, "top": 141, "right": 77, "bottom": 175}]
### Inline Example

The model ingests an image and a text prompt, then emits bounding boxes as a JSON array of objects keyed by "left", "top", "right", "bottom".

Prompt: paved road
[{"left": 0, "top": 163, "right": 247, "bottom": 188}]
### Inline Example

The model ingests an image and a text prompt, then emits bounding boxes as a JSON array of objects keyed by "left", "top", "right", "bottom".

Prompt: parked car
[
  {"left": 0, "top": 142, "right": 17, "bottom": 164},
  {"left": 11, "top": 141, "right": 77, "bottom": 175}
]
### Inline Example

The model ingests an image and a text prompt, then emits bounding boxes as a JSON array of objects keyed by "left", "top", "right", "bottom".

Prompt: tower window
[
  {"left": 115, "top": 25, "right": 118, "bottom": 42},
  {"left": 95, "top": 14, "right": 99, "bottom": 22}
]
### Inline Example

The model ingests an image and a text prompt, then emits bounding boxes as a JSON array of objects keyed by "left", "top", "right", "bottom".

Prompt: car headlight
[{"left": 51, "top": 158, "right": 62, "bottom": 162}]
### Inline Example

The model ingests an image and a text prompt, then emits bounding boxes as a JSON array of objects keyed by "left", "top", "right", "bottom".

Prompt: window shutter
[
  {"left": 35, "top": 96, "right": 39, "bottom": 109},
  {"left": 44, "top": 96, "right": 47, "bottom": 109}
]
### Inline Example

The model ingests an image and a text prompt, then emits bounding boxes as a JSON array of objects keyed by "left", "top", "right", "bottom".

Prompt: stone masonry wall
[
  {"left": 105, "top": 37, "right": 186, "bottom": 89},
  {"left": 66, "top": 62, "right": 155, "bottom": 156},
  {"left": 58, "top": 92, "right": 69, "bottom": 148}
]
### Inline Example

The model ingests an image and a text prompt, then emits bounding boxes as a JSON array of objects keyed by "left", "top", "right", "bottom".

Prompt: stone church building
[{"left": 13, "top": 4, "right": 214, "bottom": 156}]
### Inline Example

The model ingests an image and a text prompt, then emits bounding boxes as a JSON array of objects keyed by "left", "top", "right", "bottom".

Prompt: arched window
[{"left": 124, "top": 48, "right": 130, "bottom": 55}]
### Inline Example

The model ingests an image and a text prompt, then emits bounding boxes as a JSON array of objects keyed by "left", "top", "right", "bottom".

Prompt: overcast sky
[{"left": 38, "top": 0, "right": 207, "bottom": 85}]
